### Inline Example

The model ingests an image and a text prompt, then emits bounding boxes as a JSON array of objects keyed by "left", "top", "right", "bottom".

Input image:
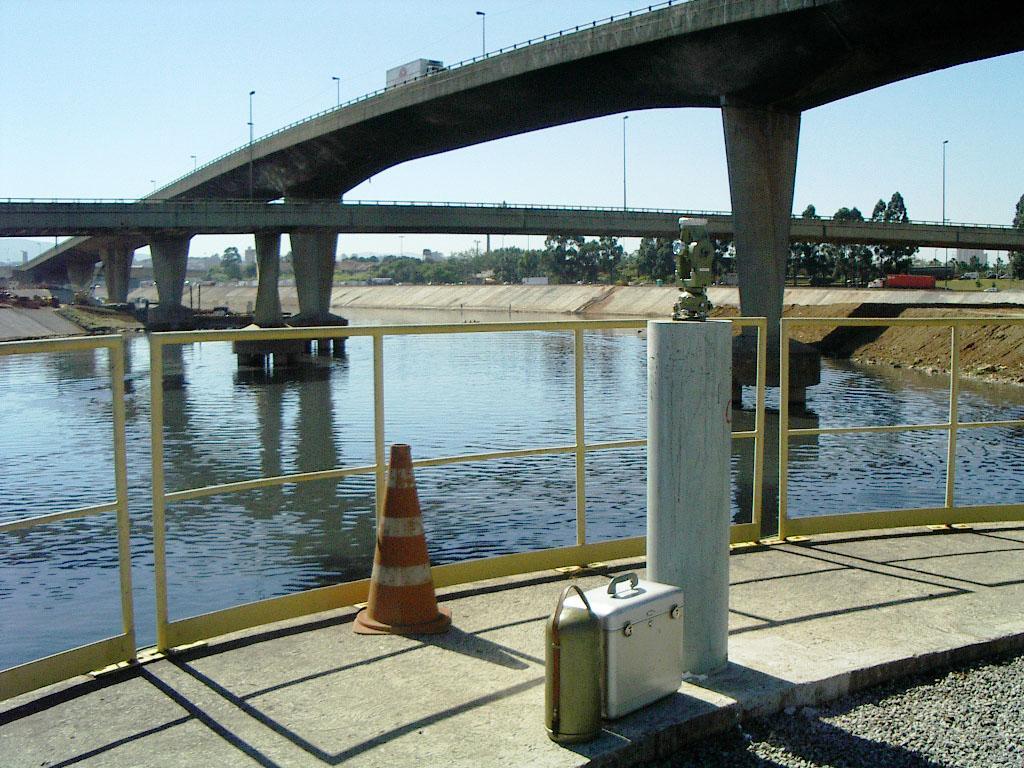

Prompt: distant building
[
  {"left": 244, "top": 247, "right": 256, "bottom": 265},
  {"left": 956, "top": 248, "right": 987, "bottom": 266},
  {"left": 522, "top": 276, "right": 549, "bottom": 286},
  {"left": 422, "top": 249, "right": 445, "bottom": 262}
]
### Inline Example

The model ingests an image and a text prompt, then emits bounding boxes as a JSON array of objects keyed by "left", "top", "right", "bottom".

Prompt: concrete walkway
[{"left": 3, "top": 523, "right": 1023, "bottom": 767}]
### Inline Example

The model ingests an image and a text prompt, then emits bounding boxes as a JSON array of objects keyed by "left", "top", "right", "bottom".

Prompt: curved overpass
[
  {"left": 168, "top": 0, "right": 1022, "bottom": 201},
  {"left": 19, "top": 0, "right": 1024, "bottom": 329}
]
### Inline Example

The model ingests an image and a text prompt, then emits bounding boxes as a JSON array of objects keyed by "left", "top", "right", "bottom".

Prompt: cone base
[{"left": 353, "top": 604, "right": 452, "bottom": 635}]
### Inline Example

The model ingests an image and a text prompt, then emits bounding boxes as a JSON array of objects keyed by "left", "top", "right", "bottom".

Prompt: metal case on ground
[{"left": 564, "top": 572, "right": 684, "bottom": 719}]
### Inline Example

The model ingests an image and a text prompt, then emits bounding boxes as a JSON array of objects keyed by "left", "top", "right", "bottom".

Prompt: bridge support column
[
  {"left": 100, "top": 242, "right": 135, "bottom": 303},
  {"left": 289, "top": 229, "right": 347, "bottom": 356},
  {"left": 722, "top": 104, "right": 819, "bottom": 400},
  {"left": 235, "top": 231, "right": 304, "bottom": 369},
  {"left": 149, "top": 234, "right": 193, "bottom": 328},
  {"left": 253, "top": 232, "right": 283, "bottom": 327},
  {"left": 722, "top": 104, "right": 799, "bottom": 345},
  {"left": 66, "top": 256, "right": 96, "bottom": 291}
]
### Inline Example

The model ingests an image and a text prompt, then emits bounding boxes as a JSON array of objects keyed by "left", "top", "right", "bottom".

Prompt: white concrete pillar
[{"left": 647, "top": 319, "right": 732, "bottom": 675}]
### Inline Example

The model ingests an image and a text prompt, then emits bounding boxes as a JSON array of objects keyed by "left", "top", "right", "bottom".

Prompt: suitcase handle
[{"left": 607, "top": 572, "right": 639, "bottom": 596}]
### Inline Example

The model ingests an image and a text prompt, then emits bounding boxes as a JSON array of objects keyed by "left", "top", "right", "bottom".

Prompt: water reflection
[{"left": 4, "top": 314, "right": 1024, "bottom": 669}]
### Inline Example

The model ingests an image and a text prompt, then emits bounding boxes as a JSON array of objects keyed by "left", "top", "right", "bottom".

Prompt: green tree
[
  {"left": 824, "top": 207, "right": 862, "bottom": 284},
  {"left": 1010, "top": 193, "right": 1024, "bottom": 279},
  {"left": 636, "top": 237, "right": 676, "bottom": 282},
  {"left": 221, "top": 246, "right": 242, "bottom": 280},
  {"left": 790, "top": 204, "right": 822, "bottom": 285},
  {"left": 875, "top": 191, "right": 917, "bottom": 274},
  {"left": 542, "top": 235, "right": 585, "bottom": 283},
  {"left": 594, "top": 236, "right": 624, "bottom": 283}
]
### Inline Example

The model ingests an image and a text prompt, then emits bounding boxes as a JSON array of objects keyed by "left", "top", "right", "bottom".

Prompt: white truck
[{"left": 386, "top": 59, "right": 444, "bottom": 88}]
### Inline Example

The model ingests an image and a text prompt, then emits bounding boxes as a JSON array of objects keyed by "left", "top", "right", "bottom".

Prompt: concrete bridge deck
[{"left": 3, "top": 523, "right": 1023, "bottom": 767}]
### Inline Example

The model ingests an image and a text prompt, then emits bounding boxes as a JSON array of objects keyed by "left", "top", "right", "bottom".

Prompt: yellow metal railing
[
  {"left": 149, "top": 318, "right": 767, "bottom": 651},
  {"left": 0, "top": 335, "right": 135, "bottom": 701},
  {"left": 778, "top": 316, "right": 1024, "bottom": 539}
]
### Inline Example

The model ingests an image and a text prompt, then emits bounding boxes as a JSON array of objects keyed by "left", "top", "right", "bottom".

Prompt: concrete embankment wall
[
  {"left": 127, "top": 283, "right": 1024, "bottom": 319},
  {"left": 0, "top": 307, "right": 84, "bottom": 342}
]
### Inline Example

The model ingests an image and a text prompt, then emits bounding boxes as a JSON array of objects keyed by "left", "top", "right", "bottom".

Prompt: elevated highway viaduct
[{"left": 18, "top": 0, "right": 1024, "bottom": 339}]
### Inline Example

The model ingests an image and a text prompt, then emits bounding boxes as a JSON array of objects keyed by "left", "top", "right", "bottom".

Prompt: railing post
[
  {"left": 574, "top": 328, "right": 586, "bottom": 546},
  {"left": 110, "top": 337, "right": 136, "bottom": 658},
  {"left": 373, "top": 333, "right": 386, "bottom": 520},
  {"left": 753, "top": 318, "right": 767, "bottom": 536},
  {"left": 778, "top": 319, "right": 791, "bottom": 541},
  {"left": 945, "top": 324, "right": 960, "bottom": 512},
  {"left": 149, "top": 336, "right": 169, "bottom": 651}
]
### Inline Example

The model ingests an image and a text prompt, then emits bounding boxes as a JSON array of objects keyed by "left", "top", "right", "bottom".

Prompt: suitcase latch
[
  {"left": 670, "top": 604, "right": 681, "bottom": 620},
  {"left": 623, "top": 622, "right": 633, "bottom": 637}
]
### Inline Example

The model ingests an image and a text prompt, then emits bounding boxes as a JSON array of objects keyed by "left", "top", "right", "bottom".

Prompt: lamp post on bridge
[
  {"left": 476, "top": 11, "right": 486, "bottom": 56},
  {"left": 190, "top": 154, "right": 197, "bottom": 172},
  {"left": 942, "top": 138, "right": 949, "bottom": 287},
  {"left": 622, "top": 115, "right": 629, "bottom": 210},
  {"left": 332, "top": 76, "right": 340, "bottom": 107},
  {"left": 248, "top": 90, "right": 256, "bottom": 200}
]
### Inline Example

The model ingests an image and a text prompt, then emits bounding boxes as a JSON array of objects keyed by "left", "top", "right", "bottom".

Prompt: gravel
[{"left": 653, "top": 652, "right": 1024, "bottom": 767}]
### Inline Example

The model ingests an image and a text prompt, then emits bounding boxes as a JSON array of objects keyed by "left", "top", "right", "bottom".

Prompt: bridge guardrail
[
  {"left": 1, "top": 198, "right": 1015, "bottom": 232},
  {"left": 778, "top": 316, "right": 1024, "bottom": 540},
  {"left": 0, "top": 335, "right": 135, "bottom": 702},
  {"left": 148, "top": 317, "right": 766, "bottom": 652}
]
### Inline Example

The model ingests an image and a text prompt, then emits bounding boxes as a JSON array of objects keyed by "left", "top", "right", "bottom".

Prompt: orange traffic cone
[{"left": 354, "top": 444, "right": 452, "bottom": 635}]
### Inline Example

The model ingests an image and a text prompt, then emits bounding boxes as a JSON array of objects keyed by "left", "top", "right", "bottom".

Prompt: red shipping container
[{"left": 884, "top": 274, "right": 936, "bottom": 289}]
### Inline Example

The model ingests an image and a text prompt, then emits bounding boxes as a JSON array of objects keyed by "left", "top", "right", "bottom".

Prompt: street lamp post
[
  {"left": 190, "top": 154, "right": 197, "bottom": 171},
  {"left": 399, "top": 235, "right": 404, "bottom": 257},
  {"left": 476, "top": 11, "right": 486, "bottom": 56},
  {"left": 332, "top": 76, "right": 340, "bottom": 107},
  {"left": 942, "top": 139, "right": 949, "bottom": 286},
  {"left": 248, "top": 90, "right": 256, "bottom": 199},
  {"left": 622, "top": 115, "right": 629, "bottom": 210}
]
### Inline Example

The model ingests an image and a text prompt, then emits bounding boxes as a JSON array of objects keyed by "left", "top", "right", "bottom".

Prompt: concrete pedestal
[{"left": 647, "top": 319, "right": 731, "bottom": 675}]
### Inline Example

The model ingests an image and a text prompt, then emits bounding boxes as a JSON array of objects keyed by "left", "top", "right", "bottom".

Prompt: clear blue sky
[{"left": 2, "top": 1, "right": 1022, "bottom": 262}]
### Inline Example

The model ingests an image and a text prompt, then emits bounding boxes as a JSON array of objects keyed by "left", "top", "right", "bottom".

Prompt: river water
[{"left": 2, "top": 308, "right": 1023, "bottom": 670}]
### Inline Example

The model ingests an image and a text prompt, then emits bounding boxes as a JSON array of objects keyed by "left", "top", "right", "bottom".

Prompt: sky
[{"left": 2, "top": 0, "right": 1023, "bottom": 263}]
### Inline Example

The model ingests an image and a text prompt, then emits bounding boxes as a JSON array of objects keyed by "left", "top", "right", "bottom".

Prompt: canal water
[{"left": 2, "top": 308, "right": 1023, "bottom": 670}]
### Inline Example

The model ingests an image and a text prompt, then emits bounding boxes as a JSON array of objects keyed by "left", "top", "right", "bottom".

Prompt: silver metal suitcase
[{"left": 565, "top": 572, "right": 684, "bottom": 719}]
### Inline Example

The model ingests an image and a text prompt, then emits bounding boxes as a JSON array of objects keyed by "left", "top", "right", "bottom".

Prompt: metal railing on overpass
[{"left": 1, "top": 197, "right": 1013, "bottom": 231}]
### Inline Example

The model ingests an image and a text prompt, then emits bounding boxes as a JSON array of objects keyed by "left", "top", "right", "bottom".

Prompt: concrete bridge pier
[
  {"left": 722, "top": 103, "right": 819, "bottom": 401},
  {"left": 65, "top": 255, "right": 96, "bottom": 294},
  {"left": 100, "top": 241, "right": 135, "bottom": 304},
  {"left": 148, "top": 234, "right": 193, "bottom": 328},
  {"left": 253, "top": 232, "right": 284, "bottom": 327},
  {"left": 289, "top": 229, "right": 347, "bottom": 357},
  {"left": 235, "top": 231, "right": 306, "bottom": 369}
]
